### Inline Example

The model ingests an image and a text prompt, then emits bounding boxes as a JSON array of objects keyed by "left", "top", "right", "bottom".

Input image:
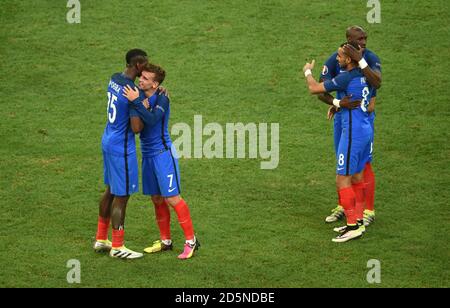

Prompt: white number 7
[{"left": 167, "top": 174, "right": 174, "bottom": 188}]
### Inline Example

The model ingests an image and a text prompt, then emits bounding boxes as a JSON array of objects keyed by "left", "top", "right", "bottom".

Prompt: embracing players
[
  {"left": 123, "top": 63, "right": 200, "bottom": 259},
  {"left": 93, "top": 49, "right": 148, "bottom": 259},
  {"left": 319, "top": 26, "right": 381, "bottom": 227},
  {"left": 303, "top": 42, "right": 375, "bottom": 242}
]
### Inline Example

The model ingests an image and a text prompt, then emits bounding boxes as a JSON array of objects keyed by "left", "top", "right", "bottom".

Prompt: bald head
[
  {"left": 346, "top": 25, "right": 367, "bottom": 50},
  {"left": 346, "top": 26, "right": 365, "bottom": 38}
]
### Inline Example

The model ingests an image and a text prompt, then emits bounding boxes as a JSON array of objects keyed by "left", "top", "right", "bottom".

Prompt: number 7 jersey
[{"left": 101, "top": 73, "right": 137, "bottom": 156}]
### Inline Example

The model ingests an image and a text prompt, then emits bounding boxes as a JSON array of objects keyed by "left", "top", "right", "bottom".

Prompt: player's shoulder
[
  {"left": 364, "top": 49, "right": 380, "bottom": 61},
  {"left": 110, "top": 73, "right": 135, "bottom": 88},
  {"left": 331, "top": 69, "right": 355, "bottom": 87},
  {"left": 349, "top": 68, "right": 364, "bottom": 78},
  {"left": 336, "top": 69, "right": 352, "bottom": 79},
  {"left": 324, "top": 51, "right": 338, "bottom": 67},
  {"left": 156, "top": 93, "right": 170, "bottom": 105},
  {"left": 327, "top": 51, "right": 338, "bottom": 60},
  {"left": 321, "top": 52, "right": 339, "bottom": 78}
]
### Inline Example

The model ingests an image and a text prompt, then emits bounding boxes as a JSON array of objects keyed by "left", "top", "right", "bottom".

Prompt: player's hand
[
  {"left": 123, "top": 85, "right": 140, "bottom": 102},
  {"left": 303, "top": 60, "right": 315, "bottom": 73},
  {"left": 158, "top": 86, "right": 170, "bottom": 98},
  {"left": 327, "top": 106, "right": 338, "bottom": 120},
  {"left": 142, "top": 98, "right": 150, "bottom": 110},
  {"left": 339, "top": 95, "right": 361, "bottom": 109},
  {"left": 343, "top": 44, "right": 363, "bottom": 62}
]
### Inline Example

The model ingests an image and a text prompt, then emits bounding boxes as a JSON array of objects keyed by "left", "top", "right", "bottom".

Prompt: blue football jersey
[
  {"left": 101, "top": 73, "right": 137, "bottom": 156},
  {"left": 129, "top": 92, "right": 172, "bottom": 157},
  {"left": 320, "top": 48, "right": 382, "bottom": 81},
  {"left": 324, "top": 68, "right": 374, "bottom": 138}
]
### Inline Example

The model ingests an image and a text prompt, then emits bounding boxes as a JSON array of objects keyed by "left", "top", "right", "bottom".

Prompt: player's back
[
  {"left": 139, "top": 92, "right": 172, "bottom": 157},
  {"left": 102, "top": 73, "right": 136, "bottom": 156}
]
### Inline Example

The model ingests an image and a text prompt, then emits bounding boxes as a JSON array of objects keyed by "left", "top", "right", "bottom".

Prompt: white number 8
[
  {"left": 361, "top": 87, "right": 370, "bottom": 112},
  {"left": 338, "top": 154, "right": 345, "bottom": 166}
]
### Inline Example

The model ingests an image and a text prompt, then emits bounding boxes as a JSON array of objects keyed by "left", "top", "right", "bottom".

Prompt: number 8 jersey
[
  {"left": 324, "top": 68, "right": 374, "bottom": 139},
  {"left": 101, "top": 73, "right": 137, "bottom": 156}
]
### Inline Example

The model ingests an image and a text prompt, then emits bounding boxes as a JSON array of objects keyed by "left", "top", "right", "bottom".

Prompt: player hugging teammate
[
  {"left": 302, "top": 26, "right": 382, "bottom": 243},
  {"left": 94, "top": 50, "right": 199, "bottom": 259}
]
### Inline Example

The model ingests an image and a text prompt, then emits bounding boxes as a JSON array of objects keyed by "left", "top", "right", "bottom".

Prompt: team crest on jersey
[{"left": 322, "top": 65, "right": 329, "bottom": 76}]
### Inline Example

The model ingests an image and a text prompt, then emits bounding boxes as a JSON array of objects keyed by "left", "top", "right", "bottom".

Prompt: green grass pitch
[{"left": 0, "top": 0, "right": 449, "bottom": 287}]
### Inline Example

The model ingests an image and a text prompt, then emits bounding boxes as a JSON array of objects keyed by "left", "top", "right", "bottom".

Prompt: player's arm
[
  {"left": 130, "top": 111, "right": 144, "bottom": 133},
  {"left": 303, "top": 61, "right": 359, "bottom": 110},
  {"left": 123, "top": 85, "right": 169, "bottom": 127},
  {"left": 343, "top": 44, "right": 382, "bottom": 89},
  {"left": 133, "top": 96, "right": 169, "bottom": 128},
  {"left": 303, "top": 60, "right": 327, "bottom": 94},
  {"left": 317, "top": 56, "right": 338, "bottom": 105},
  {"left": 368, "top": 96, "right": 376, "bottom": 113},
  {"left": 317, "top": 91, "right": 334, "bottom": 105},
  {"left": 317, "top": 83, "right": 358, "bottom": 109}
]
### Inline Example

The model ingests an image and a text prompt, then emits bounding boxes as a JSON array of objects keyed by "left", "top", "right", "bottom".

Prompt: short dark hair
[
  {"left": 125, "top": 49, "right": 148, "bottom": 66},
  {"left": 340, "top": 41, "right": 360, "bottom": 50},
  {"left": 143, "top": 63, "right": 166, "bottom": 85}
]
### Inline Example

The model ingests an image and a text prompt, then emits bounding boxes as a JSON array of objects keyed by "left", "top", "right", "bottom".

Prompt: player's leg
[
  {"left": 332, "top": 134, "right": 363, "bottom": 243},
  {"left": 350, "top": 135, "right": 371, "bottom": 232},
  {"left": 94, "top": 151, "right": 114, "bottom": 252},
  {"left": 165, "top": 195, "right": 199, "bottom": 259},
  {"left": 351, "top": 172, "right": 366, "bottom": 233},
  {"left": 109, "top": 195, "right": 143, "bottom": 259},
  {"left": 143, "top": 195, "right": 173, "bottom": 253},
  {"left": 107, "top": 152, "right": 142, "bottom": 259},
  {"left": 154, "top": 149, "right": 199, "bottom": 259},
  {"left": 141, "top": 156, "right": 172, "bottom": 253},
  {"left": 364, "top": 121, "right": 376, "bottom": 225},
  {"left": 326, "top": 115, "right": 345, "bottom": 223},
  {"left": 94, "top": 186, "right": 114, "bottom": 252},
  {"left": 363, "top": 138, "right": 375, "bottom": 226},
  {"left": 363, "top": 162, "right": 376, "bottom": 225},
  {"left": 110, "top": 195, "right": 128, "bottom": 249}
]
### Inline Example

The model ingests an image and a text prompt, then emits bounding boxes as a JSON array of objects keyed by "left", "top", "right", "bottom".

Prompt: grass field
[{"left": 0, "top": 0, "right": 449, "bottom": 288}]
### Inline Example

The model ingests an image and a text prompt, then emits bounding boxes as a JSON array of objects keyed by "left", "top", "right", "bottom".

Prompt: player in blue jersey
[
  {"left": 93, "top": 49, "right": 149, "bottom": 259},
  {"left": 318, "top": 26, "right": 381, "bottom": 226},
  {"left": 123, "top": 63, "right": 199, "bottom": 260},
  {"left": 303, "top": 42, "right": 374, "bottom": 242}
]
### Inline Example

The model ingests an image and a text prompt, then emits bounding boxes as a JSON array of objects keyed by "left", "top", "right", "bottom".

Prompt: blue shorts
[
  {"left": 103, "top": 151, "right": 139, "bottom": 197},
  {"left": 142, "top": 149, "right": 181, "bottom": 197},
  {"left": 365, "top": 133, "right": 374, "bottom": 164},
  {"left": 366, "top": 119, "right": 375, "bottom": 164},
  {"left": 336, "top": 132, "right": 372, "bottom": 176}
]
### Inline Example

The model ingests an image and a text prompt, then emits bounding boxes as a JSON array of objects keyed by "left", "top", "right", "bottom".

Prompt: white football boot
[
  {"left": 110, "top": 246, "right": 144, "bottom": 259},
  {"left": 93, "top": 239, "right": 112, "bottom": 252},
  {"left": 325, "top": 205, "right": 345, "bottom": 223},
  {"left": 332, "top": 228, "right": 363, "bottom": 243}
]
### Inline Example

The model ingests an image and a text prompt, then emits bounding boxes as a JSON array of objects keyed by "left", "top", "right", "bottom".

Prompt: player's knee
[
  {"left": 151, "top": 195, "right": 164, "bottom": 206},
  {"left": 165, "top": 195, "right": 181, "bottom": 207},
  {"left": 336, "top": 175, "right": 352, "bottom": 189},
  {"left": 352, "top": 173, "right": 364, "bottom": 184},
  {"left": 103, "top": 187, "right": 113, "bottom": 199},
  {"left": 114, "top": 195, "right": 129, "bottom": 206}
]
